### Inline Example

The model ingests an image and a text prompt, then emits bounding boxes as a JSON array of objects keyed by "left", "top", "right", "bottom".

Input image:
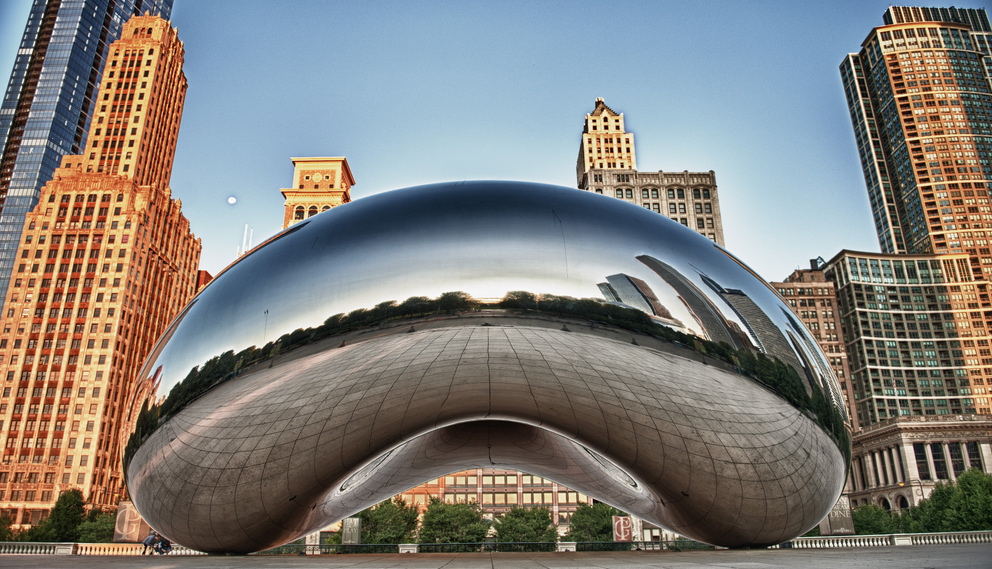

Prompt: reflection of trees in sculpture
[{"left": 123, "top": 289, "right": 850, "bottom": 475}]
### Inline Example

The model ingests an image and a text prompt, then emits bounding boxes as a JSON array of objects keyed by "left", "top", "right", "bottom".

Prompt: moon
[{"left": 227, "top": 196, "right": 237, "bottom": 205}]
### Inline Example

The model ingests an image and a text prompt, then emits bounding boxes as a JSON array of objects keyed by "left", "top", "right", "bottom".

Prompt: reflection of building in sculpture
[
  {"left": 396, "top": 468, "right": 593, "bottom": 530},
  {"left": 637, "top": 255, "right": 748, "bottom": 349},
  {"left": 698, "top": 272, "right": 808, "bottom": 386},
  {"left": 0, "top": 15, "right": 200, "bottom": 530},
  {"left": 281, "top": 157, "right": 354, "bottom": 229},
  {"left": 576, "top": 98, "right": 725, "bottom": 246},
  {"left": 599, "top": 273, "right": 684, "bottom": 330},
  {"left": 0, "top": 0, "right": 175, "bottom": 308},
  {"left": 772, "top": 264, "right": 857, "bottom": 430}
]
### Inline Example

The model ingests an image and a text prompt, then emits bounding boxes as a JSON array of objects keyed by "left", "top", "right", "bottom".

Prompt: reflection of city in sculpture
[{"left": 125, "top": 181, "right": 849, "bottom": 553}]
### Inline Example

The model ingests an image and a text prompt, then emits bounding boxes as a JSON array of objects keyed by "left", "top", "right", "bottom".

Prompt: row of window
[
  {"left": 441, "top": 474, "right": 561, "bottom": 486},
  {"left": 1, "top": 386, "right": 100, "bottom": 398},
  {"left": 434, "top": 491, "right": 588, "bottom": 505},
  {"left": 0, "top": 490, "right": 56, "bottom": 503},
  {"left": 292, "top": 205, "right": 331, "bottom": 220},
  {"left": 597, "top": 187, "right": 714, "bottom": 200}
]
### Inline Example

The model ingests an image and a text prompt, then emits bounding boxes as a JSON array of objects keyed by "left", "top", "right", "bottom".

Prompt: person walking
[{"left": 141, "top": 530, "right": 157, "bottom": 555}]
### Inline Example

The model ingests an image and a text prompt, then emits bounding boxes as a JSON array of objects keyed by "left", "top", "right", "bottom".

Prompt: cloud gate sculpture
[{"left": 124, "top": 181, "right": 849, "bottom": 553}]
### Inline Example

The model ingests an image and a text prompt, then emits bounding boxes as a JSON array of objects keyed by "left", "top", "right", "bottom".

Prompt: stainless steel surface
[{"left": 125, "top": 181, "right": 849, "bottom": 553}]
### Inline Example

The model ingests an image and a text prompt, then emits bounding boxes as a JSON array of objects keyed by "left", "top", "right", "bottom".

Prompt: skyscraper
[
  {"left": 834, "top": 6, "right": 992, "bottom": 511},
  {"left": 840, "top": 6, "right": 992, "bottom": 263},
  {"left": 0, "top": 0, "right": 173, "bottom": 307},
  {"left": 0, "top": 14, "right": 199, "bottom": 529},
  {"left": 839, "top": 7, "right": 992, "bottom": 423},
  {"left": 576, "top": 98, "right": 726, "bottom": 246}
]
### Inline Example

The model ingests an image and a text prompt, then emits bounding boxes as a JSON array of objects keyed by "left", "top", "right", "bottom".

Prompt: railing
[
  {"left": 908, "top": 531, "right": 992, "bottom": 545},
  {"left": 786, "top": 530, "right": 992, "bottom": 549},
  {"left": 0, "top": 541, "right": 206, "bottom": 555},
  {"left": 0, "top": 542, "right": 67, "bottom": 554},
  {"left": 788, "top": 534, "right": 893, "bottom": 548},
  {"left": 2, "top": 531, "right": 991, "bottom": 555},
  {"left": 73, "top": 542, "right": 206, "bottom": 555}
]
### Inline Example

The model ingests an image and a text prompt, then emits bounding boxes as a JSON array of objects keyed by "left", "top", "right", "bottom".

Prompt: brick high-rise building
[
  {"left": 0, "top": 0, "right": 175, "bottom": 309},
  {"left": 0, "top": 14, "right": 199, "bottom": 529},
  {"left": 576, "top": 98, "right": 725, "bottom": 246}
]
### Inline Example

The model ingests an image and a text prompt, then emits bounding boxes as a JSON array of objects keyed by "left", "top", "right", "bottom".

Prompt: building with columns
[
  {"left": 849, "top": 415, "right": 992, "bottom": 509},
  {"left": 576, "top": 98, "right": 725, "bottom": 246},
  {"left": 280, "top": 157, "right": 353, "bottom": 230},
  {"left": 0, "top": 14, "right": 200, "bottom": 529}
]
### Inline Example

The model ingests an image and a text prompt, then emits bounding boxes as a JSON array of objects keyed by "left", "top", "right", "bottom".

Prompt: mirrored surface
[{"left": 125, "top": 181, "right": 850, "bottom": 553}]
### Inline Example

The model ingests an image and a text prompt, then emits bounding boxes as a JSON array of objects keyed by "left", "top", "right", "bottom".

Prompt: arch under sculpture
[{"left": 124, "top": 181, "right": 849, "bottom": 553}]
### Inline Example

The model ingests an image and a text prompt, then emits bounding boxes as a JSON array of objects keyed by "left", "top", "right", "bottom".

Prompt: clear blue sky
[{"left": 2, "top": 1, "right": 987, "bottom": 281}]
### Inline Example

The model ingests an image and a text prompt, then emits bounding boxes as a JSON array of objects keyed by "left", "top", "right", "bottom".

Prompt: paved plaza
[{"left": 2, "top": 544, "right": 991, "bottom": 569}]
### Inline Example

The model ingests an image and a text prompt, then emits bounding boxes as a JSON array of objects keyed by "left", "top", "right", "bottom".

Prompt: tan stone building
[
  {"left": 280, "top": 157, "right": 353, "bottom": 229},
  {"left": 0, "top": 14, "right": 200, "bottom": 528},
  {"left": 576, "top": 99, "right": 725, "bottom": 246},
  {"left": 849, "top": 414, "right": 992, "bottom": 509}
]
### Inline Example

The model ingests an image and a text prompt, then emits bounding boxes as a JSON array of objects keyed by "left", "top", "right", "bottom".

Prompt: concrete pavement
[{"left": 1, "top": 544, "right": 991, "bottom": 568}]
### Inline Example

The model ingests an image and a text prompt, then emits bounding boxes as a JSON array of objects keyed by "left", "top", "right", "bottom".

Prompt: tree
[
  {"left": 851, "top": 504, "right": 898, "bottom": 535},
  {"left": 501, "top": 291, "right": 537, "bottom": 310},
  {"left": 563, "top": 502, "right": 624, "bottom": 542},
  {"left": 437, "top": 291, "right": 474, "bottom": 313},
  {"left": 418, "top": 498, "right": 490, "bottom": 545},
  {"left": 358, "top": 498, "right": 419, "bottom": 544},
  {"left": 0, "top": 516, "right": 14, "bottom": 541},
  {"left": 34, "top": 489, "right": 86, "bottom": 542},
  {"left": 77, "top": 509, "right": 117, "bottom": 543},
  {"left": 908, "top": 469, "right": 992, "bottom": 532},
  {"left": 493, "top": 507, "right": 558, "bottom": 544}
]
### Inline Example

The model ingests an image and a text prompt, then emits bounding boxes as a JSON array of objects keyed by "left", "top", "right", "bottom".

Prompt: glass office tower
[{"left": 0, "top": 0, "right": 173, "bottom": 306}]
